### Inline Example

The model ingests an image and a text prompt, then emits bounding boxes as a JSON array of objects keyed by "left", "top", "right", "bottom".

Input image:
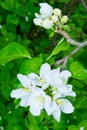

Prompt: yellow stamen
[
  {"left": 22, "top": 88, "right": 30, "bottom": 92},
  {"left": 56, "top": 99, "right": 63, "bottom": 105},
  {"left": 38, "top": 78, "right": 45, "bottom": 84}
]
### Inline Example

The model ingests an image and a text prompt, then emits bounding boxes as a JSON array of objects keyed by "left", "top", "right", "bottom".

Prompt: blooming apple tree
[
  {"left": 10, "top": 3, "right": 77, "bottom": 122},
  {"left": 0, "top": 1, "right": 87, "bottom": 130}
]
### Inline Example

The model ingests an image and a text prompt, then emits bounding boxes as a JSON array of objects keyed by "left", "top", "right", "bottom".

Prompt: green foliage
[
  {"left": 48, "top": 38, "right": 70, "bottom": 60},
  {"left": 0, "top": 42, "right": 31, "bottom": 65},
  {"left": 70, "top": 61, "right": 87, "bottom": 80},
  {"left": 0, "top": 0, "right": 87, "bottom": 130},
  {"left": 19, "top": 57, "right": 43, "bottom": 74}
]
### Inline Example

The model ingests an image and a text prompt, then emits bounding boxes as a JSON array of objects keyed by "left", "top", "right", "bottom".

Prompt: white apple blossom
[
  {"left": 28, "top": 63, "right": 52, "bottom": 90},
  {"left": 33, "top": 2, "right": 68, "bottom": 30},
  {"left": 51, "top": 69, "right": 73, "bottom": 95},
  {"left": 11, "top": 74, "right": 35, "bottom": 107},
  {"left": 10, "top": 63, "right": 76, "bottom": 122},
  {"left": 45, "top": 95, "right": 74, "bottom": 122},
  {"left": 27, "top": 87, "right": 51, "bottom": 116},
  {"left": 57, "top": 84, "right": 76, "bottom": 97}
]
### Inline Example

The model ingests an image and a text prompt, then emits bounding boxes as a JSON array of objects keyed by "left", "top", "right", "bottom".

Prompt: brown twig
[
  {"left": 55, "top": 30, "right": 87, "bottom": 69},
  {"left": 80, "top": 0, "right": 87, "bottom": 11},
  {"left": 55, "top": 29, "right": 83, "bottom": 46}
]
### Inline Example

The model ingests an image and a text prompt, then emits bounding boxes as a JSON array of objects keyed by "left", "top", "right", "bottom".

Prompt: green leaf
[
  {"left": 1, "top": 0, "right": 15, "bottom": 11},
  {"left": 0, "top": 42, "right": 31, "bottom": 65},
  {"left": 47, "top": 38, "right": 70, "bottom": 60},
  {"left": 68, "top": 125, "right": 79, "bottom": 130},
  {"left": 7, "top": 15, "right": 19, "bottom": 25},
  {"left": 71, "top": 79, "right": 84, "bottom": 88},
  {"left": 70, "top": 61, "right": 87, "bottom": 80},
  {"left": 78, "top": 120, "right": 87, "bottom": 129},
  {"left": 19, "top": 57, "right": 43, "bottom": 74}
]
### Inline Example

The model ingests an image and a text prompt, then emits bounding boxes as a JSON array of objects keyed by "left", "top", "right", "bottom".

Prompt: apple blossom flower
[
  {"left": 10, "top": 74, "right": 35, "bottom": 107},
  {"left": 33, "top": 3, "right": 54, "bottom": 29},
  {"left": 28, "top": 63, "right": 52, "bottom": 90},
  {"left": 10, "top": 63, "right": 76, "bottom": 122},
  {"left": 57, "top": 84, "right": 76, "bottom": 97},
  {"left": 45, "top": 95, "right": 74, "bottom": 122},
  {"left": 33, "top": 2, "right": 68, "bottom": 30},
  {"left": 27, "top": 87, "right": 51, "bottom": 116},
  {"left": 50, "top": 69, "right": 74, "bottom": 96}
]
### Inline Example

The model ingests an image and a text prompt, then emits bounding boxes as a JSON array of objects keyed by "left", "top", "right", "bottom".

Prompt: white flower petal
[
  {"left": 44, "top": 95, "right": 52, "bottom": 115},
  {"left": 33, "top": 18, "right": 42, "bottom": 26},
  {"left": 20, "top": 98, "right": 29, "bottom": 107},
  {"left": 28, "top": 87, "right": 45, "bottom": 116},
  {"left": 29, "top": 73, "right": 41, "bottom": 86},
  {"left": 59, "top": 99, "right": 74, "bottom": 114},
  {"left": 42, "top": 83, "right": 50, "bottom": 90},
  {"left": 17, "top": 74, "right": 31, "bottom": 88},
  {"left": 35, "top": 13, "right": 40, "bottom": 18},
  {"left": 10, "top": 88, "right": 27, "bottom": 99},
  {"left": 42, "top": 19, "right": 53, "bottom": 29},
  {"left": 53, "top": 107, "right": 61, "bottom": 122},
  {"left": 40, "top": 63, "right": 51, "bottom": 82},
  {"left": 30, "top": 105, "right": 41, "bottom": 116},
  {"left": 39, "top": 3, "right": 53, "bottom": 17},
  {"left": 66, "top": 85, "right": 76, "bottom": 97},
  {"left": 60, "top": 70, "right": 71, "bottom": 83}
]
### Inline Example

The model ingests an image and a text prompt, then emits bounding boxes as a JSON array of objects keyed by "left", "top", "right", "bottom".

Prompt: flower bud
[
  {"left": 42, "top": 19, "right": 53, "bottom": 29},
  {"left": 53, "top": 8, "right": 61, "bottom": 17},
  {"left": 61, "top": 15, "right": 68, "bottom": 24},
  {"left": 51, "top": 15, "right": 58, "bottom": 23}
]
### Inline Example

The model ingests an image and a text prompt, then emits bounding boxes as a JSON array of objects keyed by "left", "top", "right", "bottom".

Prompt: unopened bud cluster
[{"left": 33, "top": 3, "right": 68, "bottom": 29}]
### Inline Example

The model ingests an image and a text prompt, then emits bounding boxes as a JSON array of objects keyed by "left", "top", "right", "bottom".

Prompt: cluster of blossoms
[
  {"left": 11, "top": 63, "right": 76, "bottom": 122},
  {"left": 33, "top": 3, "right": 68, "bottom": 29}
]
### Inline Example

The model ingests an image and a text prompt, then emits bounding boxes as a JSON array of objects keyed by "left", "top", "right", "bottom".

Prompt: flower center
[
  {"left": 22, "top": 88, "right": 30, "bottom": 92},
  {"left": 56, "top": 99, "right": 63, "bottom": 105},
  {"left": 38, "top": 78, "right": 46, "bottom": 84},
  {"left": 35, "top": 94, "right": 45, "bottom": 106}
]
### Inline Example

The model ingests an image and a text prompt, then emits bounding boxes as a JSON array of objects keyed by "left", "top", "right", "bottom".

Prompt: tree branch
[
  {"left": 80, "top": 0, "right": 87, "bottom": 11},
  {"left": 54, "top": 29, "right": 87, "bottom": 69},
  {"left": 55, "top": 29, "right": 83, "bottom": 46}
]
